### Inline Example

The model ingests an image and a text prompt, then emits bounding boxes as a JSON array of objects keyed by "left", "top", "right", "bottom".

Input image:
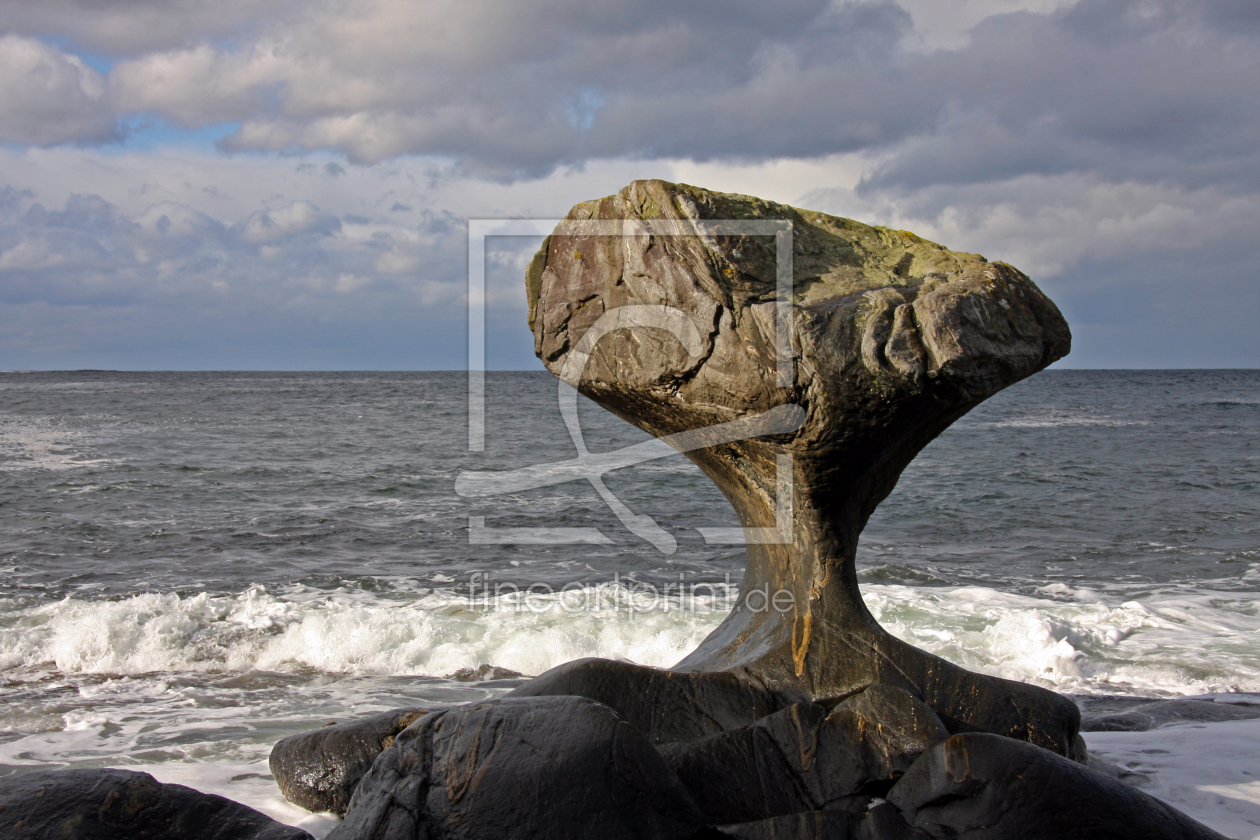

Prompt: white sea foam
[
  {"left": 2, "top": 581, "right": 1257, "bottom": 697},
  {"left": 865, "top": 583, "right": 1260, "bottom": 696},
  {"left": 0, "top": 584, "right": 730, "bottom": 678},
  {"left": 0, "top": 415, "right": 114, "bottom": 471},
  {"left": 1086, "top": 718, "right": 1260, "bottom": 840},
  {"left": 2, "top": 582, "right": 1258, "bottom": 839}
]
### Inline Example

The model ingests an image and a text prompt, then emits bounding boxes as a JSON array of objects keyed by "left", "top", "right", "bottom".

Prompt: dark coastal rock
[
  {"left": 1078, "top": 694, "right": 1260, "bottom": 731},
  {"left": 660, "top": 686, "right": 947, "bottom": 824},
  {"left": 0, "top": 767, "right": 310, "bottom": 840},
  {"left": 1085, "top": 752, "right": 1157, "bottom": 788},
  {"left": 327, "top": 695, "right": 708, "bottom": 840},
  {"left": 444, "top": 663, "right": 525, "bottom": 682},
  {"left": 886, "top": 732, "right": 1230, "bottom": 840},
  {"left": 270, "top": 707, "right": 429, "bottom": 816},
  {"left": 718, "top": 803, "right": 933, "bottom": 840},
  {"left": 525, "top": 179, "right": 1080, "bottom": 756},
  {"left": 506, "top": 656, "right": 800, "bottom": 744},
  {"left": 826, "top": 684, "right": 953, "bottom": 780}
]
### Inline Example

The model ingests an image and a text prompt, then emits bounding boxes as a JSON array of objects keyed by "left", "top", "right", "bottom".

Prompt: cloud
[
  {"left": 5, "top": 0, "right": 1257, "bottom": 191},
  {"left": 0, "top": 0, "right": 302, "bottom": 54},
  {"left": 0, "top": 161, "right": 473, "bottom": 367},
  {"left": 43, "top": 0, "right": 1240, "bottom": 190},
  {"left": 0, "top": 1, "right": 1258, "bottom": 367},
  {"left": 0, "top": 36, "right": 117, "bottom": 145},
  {"left": 236, "top": 200, "right": 341, "bottom": 244}
]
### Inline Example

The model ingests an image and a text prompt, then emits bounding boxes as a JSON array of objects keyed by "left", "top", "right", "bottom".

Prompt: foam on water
[
  {"left": 0, "top": 415, "right": 115, "bottom": 471},
  {"left": 0, "top": 583, "right": 731, "bottom": 679},
  {"left": 3, "top": 580, "right": 1257, "bottom": 697},
  {"left": 2, "top": 582, "right": 1259, "bottom": 838},
  {"left": 865, "top": 583, "right": 1260, "bottom": 696}
]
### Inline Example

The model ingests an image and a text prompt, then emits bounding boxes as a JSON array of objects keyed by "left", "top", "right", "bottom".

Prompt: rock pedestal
[{"left": 525, "top": 179, "right": 1078, "bottom": 753}]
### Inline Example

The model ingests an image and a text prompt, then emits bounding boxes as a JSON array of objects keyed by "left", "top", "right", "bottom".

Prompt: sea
[{"left": 1, "top": 369, "right": 1258, "bottom": 838}]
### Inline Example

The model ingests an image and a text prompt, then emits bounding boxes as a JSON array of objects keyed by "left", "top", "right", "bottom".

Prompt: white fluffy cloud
[
  {"left": 238, "top": 200, "right": 341, "bottom": 244},
  {"left": 0, "top": 36, "right": 116, "bottom": 145}
]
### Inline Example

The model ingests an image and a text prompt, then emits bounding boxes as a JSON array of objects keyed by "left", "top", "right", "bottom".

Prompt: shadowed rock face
[
  {"left": 0, "top": 768, "right": 312, "bottom": 840},
  {"left": 886, "top": 733, "right": 1230, "bottom": 840},
  {"left": 326, "top": 696, "right": 708, "bottom": 840},
  {"left": 270, "top": 707, "right": 430, "bottom": 816},
  {"left": 527, "top": 179, "right": 1079, "bottom": 754}
]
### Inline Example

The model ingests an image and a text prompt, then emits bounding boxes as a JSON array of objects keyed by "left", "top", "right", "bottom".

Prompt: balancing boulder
[{"left": 525, "top": 178, "right": 1079, "bottom": 754}]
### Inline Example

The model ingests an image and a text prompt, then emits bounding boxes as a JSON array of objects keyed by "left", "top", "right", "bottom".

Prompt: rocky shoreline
[
  {"left": 5, "top": 691, "right": 1253, "bottom": 839},
  {"left": 1, "top": 181, "right": 1246, "bottom": 840}
]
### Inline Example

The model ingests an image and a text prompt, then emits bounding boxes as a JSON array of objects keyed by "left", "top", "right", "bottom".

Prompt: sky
[{"left": 1, "top": 0, "right": 1258, "bottom": 370}]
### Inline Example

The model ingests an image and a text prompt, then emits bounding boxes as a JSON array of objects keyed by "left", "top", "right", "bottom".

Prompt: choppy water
[{"left": 1, "top": 370, "right": 1258, "bottom": 836}]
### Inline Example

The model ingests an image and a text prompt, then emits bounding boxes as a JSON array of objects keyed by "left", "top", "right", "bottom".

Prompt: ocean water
[{"left": 1, "top": 369, "right": 1258, "bottom": 837}]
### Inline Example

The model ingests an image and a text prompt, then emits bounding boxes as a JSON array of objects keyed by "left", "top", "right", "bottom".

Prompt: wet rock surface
[
  {"left": 506, "top": 657, "right": 800, "bottom": 744},
  {"left": 886, "top": 732, "right": 1231, "bottom": 839},
  {"left": 0, "top": 768, "right": 311, "bottom": 840},
  {"left": 326, "top": 695, "right": 709, "bottom": 840},
  {"left": 270, "top": 707, "right": 430, "bottom": 816},
  {"left": 1076, "top": 694, "right": 1260, "bottom": 731},
  {"left": 660, "top": 686, "right": 947, "bottom": 824},
  {"left": 444, "top": 663, "right": 526, "bottom": 682}
]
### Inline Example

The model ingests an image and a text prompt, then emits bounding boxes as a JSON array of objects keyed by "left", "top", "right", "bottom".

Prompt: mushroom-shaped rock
[{"left": 525, "top": 180, "right": 1079, "bottom": 755}]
